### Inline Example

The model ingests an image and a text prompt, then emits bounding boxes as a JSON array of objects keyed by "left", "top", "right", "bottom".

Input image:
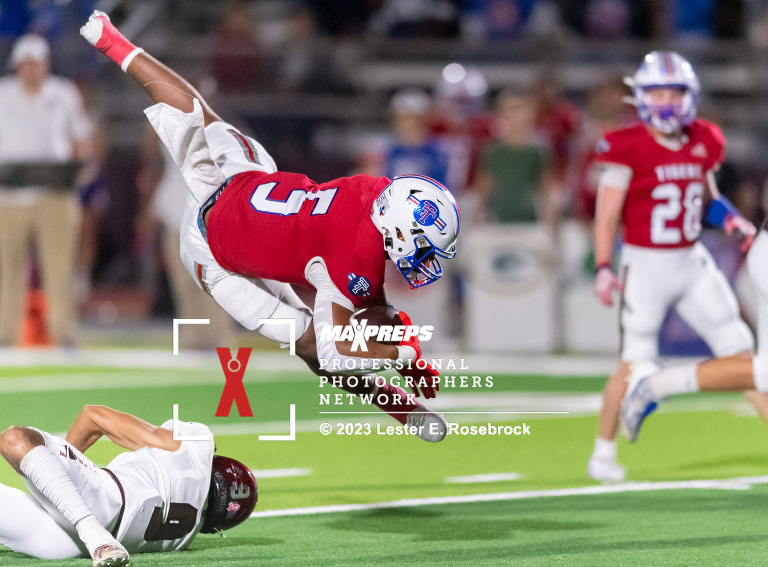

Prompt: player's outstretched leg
[
  {"left": 80, "top": 11, "right": 221, "bottom": 125},
  {"left": 0, "top": 427, "right": 130, "bottom": 567}
]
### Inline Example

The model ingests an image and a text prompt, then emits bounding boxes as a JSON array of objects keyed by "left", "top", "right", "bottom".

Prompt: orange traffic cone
[{"left": 19, "top": 289, "right": 53, "bottom": 347}]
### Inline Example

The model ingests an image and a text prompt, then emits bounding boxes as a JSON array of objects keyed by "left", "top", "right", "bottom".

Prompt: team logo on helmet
[
  {"left": 375, "top": 193, "right": 389, "bottom": 216},
  {"left": 408, "top": 195, "right": 446, "bottom": 230}
]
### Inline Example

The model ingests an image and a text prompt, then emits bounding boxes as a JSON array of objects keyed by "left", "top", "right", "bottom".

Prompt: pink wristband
[{"left": 93, "top": 14, "right": 141, "bottom": 70}]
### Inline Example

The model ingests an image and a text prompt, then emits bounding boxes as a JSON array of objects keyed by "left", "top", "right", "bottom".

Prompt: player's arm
[
  {"left": 704, "top": 170, "right": 756, "bottom": 252},
  {"left": 305, "top": 259, "right": 418, "bottom": 375},
  {"left": 80, "top": 11, "right": 222, "bottom": 126},
  {"left": 593, "top": 164, "right": 631, "bottom": 306},
  {"left": 65, "top": 405, "right": 181, "bottom": 454}
]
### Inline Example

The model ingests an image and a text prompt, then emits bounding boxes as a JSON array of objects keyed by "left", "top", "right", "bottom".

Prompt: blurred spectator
[
  {"left": 136, "top": 125, "right": 234, "bottom": 349},
  {"left": 277, "top": 6, "right": 322, "bottom": 93},
  {"left": 206, "top": 1, "right": 261, "bottom": 93},
  {"left": 276, "top": 6, "right": 348, "bottom": 95},
  {"left": 477, "top": 88, "right": 555, "bottom": 227},
  {"left": 429, "top": 64, "right": 494, "bottom": 213},
  {"left": 383, "top": 88, "right": 449, "bottom": 183},
  {"left": 0, "top": 34, "right": 94, "bottom": 346},
  {"left": 529, "top": 74, "right": 580, "bottom": 215},
  {"left": 572, "top": 75, "right": 635, "bottom": 223},
  {"left": 75, "top": 106, "right": 110, "bottom": 306},
  {"left": 369, "top": 0, "right": 461, "bottom": 38}
]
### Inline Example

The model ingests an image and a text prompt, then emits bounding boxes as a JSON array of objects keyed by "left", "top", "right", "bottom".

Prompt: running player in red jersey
[
  {"left": 587, "top": 51, "right": 760, "bottom": 481},
  {"left": 80, "top": 12, "right": 460, "bottom": 442}
]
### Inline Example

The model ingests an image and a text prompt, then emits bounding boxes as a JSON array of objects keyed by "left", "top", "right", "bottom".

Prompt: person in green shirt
[{"left": 477, "top": 88, "right": 556, "bottom": 229}]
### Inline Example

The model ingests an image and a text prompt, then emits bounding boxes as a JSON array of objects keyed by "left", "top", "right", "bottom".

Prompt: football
[{"left": 349, "top": 305, "right": 403, "bottom": 345}]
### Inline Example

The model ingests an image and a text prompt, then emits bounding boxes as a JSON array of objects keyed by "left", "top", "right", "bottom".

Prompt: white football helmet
[
  {"left": 371, "top": 175, "right": 460, "bottom": 288},
  {"left": 626, "top": 51, "right": 700, "bottom": 134}
]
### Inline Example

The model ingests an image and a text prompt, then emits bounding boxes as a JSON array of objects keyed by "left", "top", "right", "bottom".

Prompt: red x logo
[{"left": 215, "top": 348, "right": 253, "bottom": 417}]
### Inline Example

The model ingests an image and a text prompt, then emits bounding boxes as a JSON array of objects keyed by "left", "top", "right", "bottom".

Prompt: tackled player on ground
[{"left": 0, "top": 405, "right": 257, "bottom": 566}]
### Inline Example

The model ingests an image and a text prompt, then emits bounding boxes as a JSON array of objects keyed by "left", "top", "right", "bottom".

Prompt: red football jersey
[
  {"left": 595, "top": 119, "right": 725, "bottom": 249},
  {"left": 206, "top": 170, "right": 390, "bottom": 308}
]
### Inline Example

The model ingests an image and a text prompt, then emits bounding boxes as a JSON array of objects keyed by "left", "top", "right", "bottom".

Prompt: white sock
[
  {"left": 20, "top": 446, "right": 117, "bottom": 556},
  {"left": 649, "top": 364, "right": 699, "bottom": 400},
  {"left": 592, "top": 438, "right": 616, "bottom": 461}
]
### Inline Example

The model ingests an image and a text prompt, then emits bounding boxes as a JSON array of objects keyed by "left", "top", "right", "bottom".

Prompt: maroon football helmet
[{"left": 200, "top": 455, "right": 258, "bottom": 533}]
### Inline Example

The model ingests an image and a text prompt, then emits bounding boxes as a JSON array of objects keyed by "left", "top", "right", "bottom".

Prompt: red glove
[
  {"left": 398, "top": 358, "right": 440, "bottom": 399},
  {"left": 397, "top": 310, "right": 422, "bottom": 361},
  {"left": 395, "top": 310, "right": 438, "bottom": 398},
  {"left": 594, "top": 266, "right": 623, "bottom": 307},
  {"left": 724, "top": 214, "right": 756, "bottom": 252}
]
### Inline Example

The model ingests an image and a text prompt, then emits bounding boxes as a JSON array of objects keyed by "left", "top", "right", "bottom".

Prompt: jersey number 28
[{"left": 650, "top": 181, "right": 703, "bottom": 244}]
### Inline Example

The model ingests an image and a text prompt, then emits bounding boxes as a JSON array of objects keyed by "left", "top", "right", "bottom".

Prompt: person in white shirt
[
  {"left": 0, "top": 34, "right": 94, "bottom": 346},
  {"left": 0, "top": 405, "right": 257, "bottom": 567}
]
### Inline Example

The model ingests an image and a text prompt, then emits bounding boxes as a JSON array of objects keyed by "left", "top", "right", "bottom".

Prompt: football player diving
[
  {"left": 0, "top": 405, "right": 257, "bottom": 566},
  {"left": 80, "top": 12, "right": 460, "bottom": 443},
  {"left": 587, "top": 51, "right": 761, "bottom": 481}
]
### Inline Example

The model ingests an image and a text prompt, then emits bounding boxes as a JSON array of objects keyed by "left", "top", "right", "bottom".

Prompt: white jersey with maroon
[
  {"left": 107, "top": 420, "right": 214, "bottom": 553},
  {"left": 0, "top": 421, "right": 214, "bottom": 560},
  {"left": 594, "top": 120, "right": 752, "bottom": 362},
  {"left": 595, "top": 118, "right": 724, "bottom": 249}
]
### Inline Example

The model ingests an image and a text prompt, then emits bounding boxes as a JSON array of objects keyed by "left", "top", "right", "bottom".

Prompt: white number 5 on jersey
[
  {"left": 650, "top": 181, "right": 703, "bottom": 244},
  {"left": 250, "top": 181, "right": 338, "bottom": 216}
]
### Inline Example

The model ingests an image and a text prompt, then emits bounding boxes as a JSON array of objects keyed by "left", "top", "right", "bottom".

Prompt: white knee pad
[{"left": 620, "top": 330, "right": 659, "bottom": 363}]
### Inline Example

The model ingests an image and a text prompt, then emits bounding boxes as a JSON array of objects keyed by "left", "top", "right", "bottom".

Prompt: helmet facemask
[
  {"left": 638, "top": 85, "right": 695, "bottom": 134},
  {"left": 372, "top": 175, "right": 460, "bottom": 289},
  {"left": 395, "top": 234, "right": 456, "bottom": 287}
]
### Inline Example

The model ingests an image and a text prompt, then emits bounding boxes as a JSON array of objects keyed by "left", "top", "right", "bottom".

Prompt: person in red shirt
[
  {"left": 80, "top": 12, "right": 461, "bottom": 443},
  {"left": 587, "top": 51, "right": 759, "bottom": 481}
]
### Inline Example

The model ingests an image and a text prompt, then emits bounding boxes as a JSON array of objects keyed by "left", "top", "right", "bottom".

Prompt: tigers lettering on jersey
[
  {"left": 595, "top": 119, "right": 724, "bottom": 249},
  {"left": 654, "top": 163, "right": 702, "bottom": 182}
]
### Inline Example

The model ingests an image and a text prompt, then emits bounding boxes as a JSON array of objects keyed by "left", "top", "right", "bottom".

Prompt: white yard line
[
  {"left": 251, "top": 468, "right": 312, "bottom": 479},
  {"left": 0, "top": 347, "right": 633, "bottom": 375},
  {"left": 0, "top": 370, "right": 312, "bottom": 393},
  {"left": 249, "top": 475, "right": 768, "bottom": 519},
  {"left": 445, "top": 473, "right": 525, "bottom": 483}
]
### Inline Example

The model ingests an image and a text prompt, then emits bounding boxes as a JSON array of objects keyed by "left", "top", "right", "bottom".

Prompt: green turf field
[{"left": 1, "top": 358, "right": 768, "bottom": 566}]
